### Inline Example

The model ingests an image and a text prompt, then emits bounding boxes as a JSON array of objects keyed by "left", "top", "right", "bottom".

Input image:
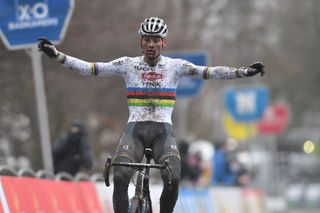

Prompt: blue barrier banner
[{"left": 175, "top": 188, "right": 214, "bottom": 213}]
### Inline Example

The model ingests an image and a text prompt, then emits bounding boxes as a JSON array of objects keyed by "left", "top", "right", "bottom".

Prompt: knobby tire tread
[{"left": 129, "top": 197, "right": 140, "bottom": 213}]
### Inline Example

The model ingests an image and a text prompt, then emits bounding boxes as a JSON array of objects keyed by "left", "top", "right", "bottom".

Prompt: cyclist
[{"left": 38, "top": 17, "right": 265, "bottom": 213}]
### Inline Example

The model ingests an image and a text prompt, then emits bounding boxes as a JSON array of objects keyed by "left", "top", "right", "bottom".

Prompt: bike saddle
[{"left": 144, "top": 148, "right": 153, "bottom": 160}]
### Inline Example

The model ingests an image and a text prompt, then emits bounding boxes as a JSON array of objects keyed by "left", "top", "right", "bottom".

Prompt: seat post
[{"left": 144, "top": 148, "right": 153, "bottom": 163}]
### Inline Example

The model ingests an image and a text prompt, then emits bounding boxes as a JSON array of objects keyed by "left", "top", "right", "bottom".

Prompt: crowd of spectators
[{"left": 178, "top": 139, "right": 251, "bottom": 188}]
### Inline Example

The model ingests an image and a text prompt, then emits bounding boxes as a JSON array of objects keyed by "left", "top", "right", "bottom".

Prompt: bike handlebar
[
  {"left": 164, "top": 160, "right": 172, "bottom": 187},
  {"left": 111, "top": 161, "right": 167, "bottom": 169},
  {"left": 103, "top": 157, "right": 172, "bottom": 188},
  {"left": 103, "top": 157, "right": 112, "bottom": 186}
]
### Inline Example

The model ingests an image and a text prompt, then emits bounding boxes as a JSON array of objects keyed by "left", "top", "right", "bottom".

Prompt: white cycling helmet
[{"left": 138, "top": 17, "right": 168, "bottom": 38}]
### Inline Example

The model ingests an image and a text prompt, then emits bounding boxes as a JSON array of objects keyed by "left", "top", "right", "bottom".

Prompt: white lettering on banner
[
  {"left": 9, "top": 0, "right": 57, "bottom": 30},
  {"left": 8, "top": 18, "right": 58, "bottom": 30},
  {"left": 17, "top": 2, "right": 49, "bottom": 20},
  {"left": 32, "top": 3, "right": 49, "bottom": 19},
  {"left": 18, "top": 5, "right": 31, "bottom": 21},
  {"left": 235, "top": 92, "right": 257, "bottom": 114}
]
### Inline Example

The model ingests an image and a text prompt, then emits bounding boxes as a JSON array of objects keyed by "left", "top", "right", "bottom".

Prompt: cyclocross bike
[{"left": 104, "top": 148, "right": 172, "bottom": 213}]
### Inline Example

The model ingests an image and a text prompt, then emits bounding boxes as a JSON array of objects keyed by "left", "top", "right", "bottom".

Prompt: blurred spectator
[
  {"left": 188, "top": 151, "right": 203, "bottom": 177},
  {"left": 52, "top": 120, "right": 93, "bottom": 175},
  {"left": 178, "top": 140, "right": 202, "bottom": 185},
  {"left": 231, "top": 160, "right": 251, "bottom": 187},
  {"left": 211, "top": 141, "right": 237, "bottom": 186}
]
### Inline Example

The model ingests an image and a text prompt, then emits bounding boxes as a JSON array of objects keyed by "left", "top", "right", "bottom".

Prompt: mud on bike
[{"left": 104, "top": 148, "right": 172, "bottom": 213}]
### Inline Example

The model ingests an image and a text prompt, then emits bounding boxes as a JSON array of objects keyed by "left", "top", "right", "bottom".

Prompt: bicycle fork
[{"left": 130, "top": 170, "right": 152, "bottom": 213}]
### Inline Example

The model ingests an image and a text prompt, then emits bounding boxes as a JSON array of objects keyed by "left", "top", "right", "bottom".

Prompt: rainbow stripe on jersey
[{"left": 127, "top": 87, "right": 176, "bottom": 108}]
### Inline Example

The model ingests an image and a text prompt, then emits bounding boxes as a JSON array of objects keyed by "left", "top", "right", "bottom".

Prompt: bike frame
[{"left": 104, "top": 148, "right": 171, "bottom": 213}]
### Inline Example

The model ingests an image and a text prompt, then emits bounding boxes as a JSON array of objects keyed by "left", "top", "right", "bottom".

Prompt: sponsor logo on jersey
[
  {"left": 134, "top": 65, "right": 150, "bottom": 71},
  {"left": 141, "top": 72, "right": 163, "bottom": 81},
  {"left": 144, "top": 82, "right": 161, "bottom": 88}
]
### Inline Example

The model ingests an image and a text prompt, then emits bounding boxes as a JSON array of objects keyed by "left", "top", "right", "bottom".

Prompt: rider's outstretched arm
[
  {"left": 179, "top": 60, "right": 266, "bottom": 80},
  {"left": 37, "top": 37, "right": 126, "bottom": 77},
  {"left": 202, "top": 63, "right": 265, "bottom": 79}
]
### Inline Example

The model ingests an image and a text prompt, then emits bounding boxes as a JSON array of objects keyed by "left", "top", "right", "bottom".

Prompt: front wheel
[
  {"left": 129, "top": 197, "right": 140, "bottom": 213},
  {"left": 142, "top": 196, "right": 152, "bottom": 213}
]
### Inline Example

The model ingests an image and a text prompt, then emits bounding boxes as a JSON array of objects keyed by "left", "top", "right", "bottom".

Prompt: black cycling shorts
[{"left": 114, "top": 121, "right": 180, "bottom": 163}]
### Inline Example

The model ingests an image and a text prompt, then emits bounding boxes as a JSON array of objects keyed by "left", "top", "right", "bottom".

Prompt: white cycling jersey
[{"left": 58, "top": 54, "right": 245, "bottom": 124}]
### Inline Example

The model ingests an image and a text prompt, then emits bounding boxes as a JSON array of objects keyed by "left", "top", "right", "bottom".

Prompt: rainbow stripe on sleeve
[{"left": 127, "top": 87, "right": 176, "bottom": 108}]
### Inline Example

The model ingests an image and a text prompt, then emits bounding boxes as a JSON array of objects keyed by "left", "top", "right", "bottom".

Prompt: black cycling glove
[
  {"left": 244, "top": 62, "right": 266, "bottom": 77},
  {"left": 38, "top": 37, "right": 58, "bottom": 58}
]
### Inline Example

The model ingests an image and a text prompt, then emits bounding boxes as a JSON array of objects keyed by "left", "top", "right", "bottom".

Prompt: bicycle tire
[
  {"left": 129, "top": 197, "right": 141, "bottom": 213},
  {"left": 142, "top": 196, "right": 152, "bottom": 213}
]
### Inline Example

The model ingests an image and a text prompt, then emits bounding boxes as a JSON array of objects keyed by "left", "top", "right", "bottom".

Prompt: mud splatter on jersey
[{"left": 60, "top": 55, "right": 241, "bottom": 124}]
